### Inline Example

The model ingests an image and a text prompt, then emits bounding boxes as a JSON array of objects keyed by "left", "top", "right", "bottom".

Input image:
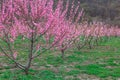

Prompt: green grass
[
  {"left": 75, "top": 64, "right": 110, "bottom": 78},
  {"left": 0, "top": 37, "right": 120, "bottom": 80}
]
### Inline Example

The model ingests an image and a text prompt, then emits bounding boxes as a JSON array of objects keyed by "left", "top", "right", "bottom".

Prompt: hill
[{"left": 78, "top": 0, "right": 120, "bottom": 26}]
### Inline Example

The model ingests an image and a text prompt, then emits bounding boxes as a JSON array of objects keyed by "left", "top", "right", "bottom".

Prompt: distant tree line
[{"left": 78, "top": 0, "right": 120, "bottom": 26}]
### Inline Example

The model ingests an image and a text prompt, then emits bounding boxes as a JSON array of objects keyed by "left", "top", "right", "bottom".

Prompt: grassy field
[{"left": 0, "top": 37, "right": 120, "bottom": 80}]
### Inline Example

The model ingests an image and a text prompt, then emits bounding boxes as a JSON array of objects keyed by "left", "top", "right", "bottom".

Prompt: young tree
[
  {"left": 0, "top": 0, "right": 83, "bottom": 74},
  {"left": 54, "top": 0, "right": 83, "bottom": 59}
]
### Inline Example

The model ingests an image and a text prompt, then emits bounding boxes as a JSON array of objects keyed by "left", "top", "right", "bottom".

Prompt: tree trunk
[{"left": 61, "top": 50, "right": 65, "bottom": 59}]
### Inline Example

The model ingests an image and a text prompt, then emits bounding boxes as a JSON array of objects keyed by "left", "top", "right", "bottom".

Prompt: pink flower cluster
[
  {"left": 0, "top": 0, "right": 83, "bottom": 49},
  {"left": 79, "top": 22, "right": 120, "bottom": 37}
]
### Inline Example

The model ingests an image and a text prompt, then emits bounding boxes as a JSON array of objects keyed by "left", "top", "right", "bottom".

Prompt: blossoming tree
[{"left": 0, "top": 0, "right": 83, "bottom": 74}]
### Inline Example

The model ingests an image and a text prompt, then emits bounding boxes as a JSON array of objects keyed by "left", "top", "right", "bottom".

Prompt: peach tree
[{"left": 0, "top": 0, "right": 83, "bottom": 74}]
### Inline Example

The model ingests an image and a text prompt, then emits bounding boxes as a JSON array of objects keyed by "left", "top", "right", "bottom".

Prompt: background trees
[{"left": 78, "top": 0, "right": 120, "bottom": 26}]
